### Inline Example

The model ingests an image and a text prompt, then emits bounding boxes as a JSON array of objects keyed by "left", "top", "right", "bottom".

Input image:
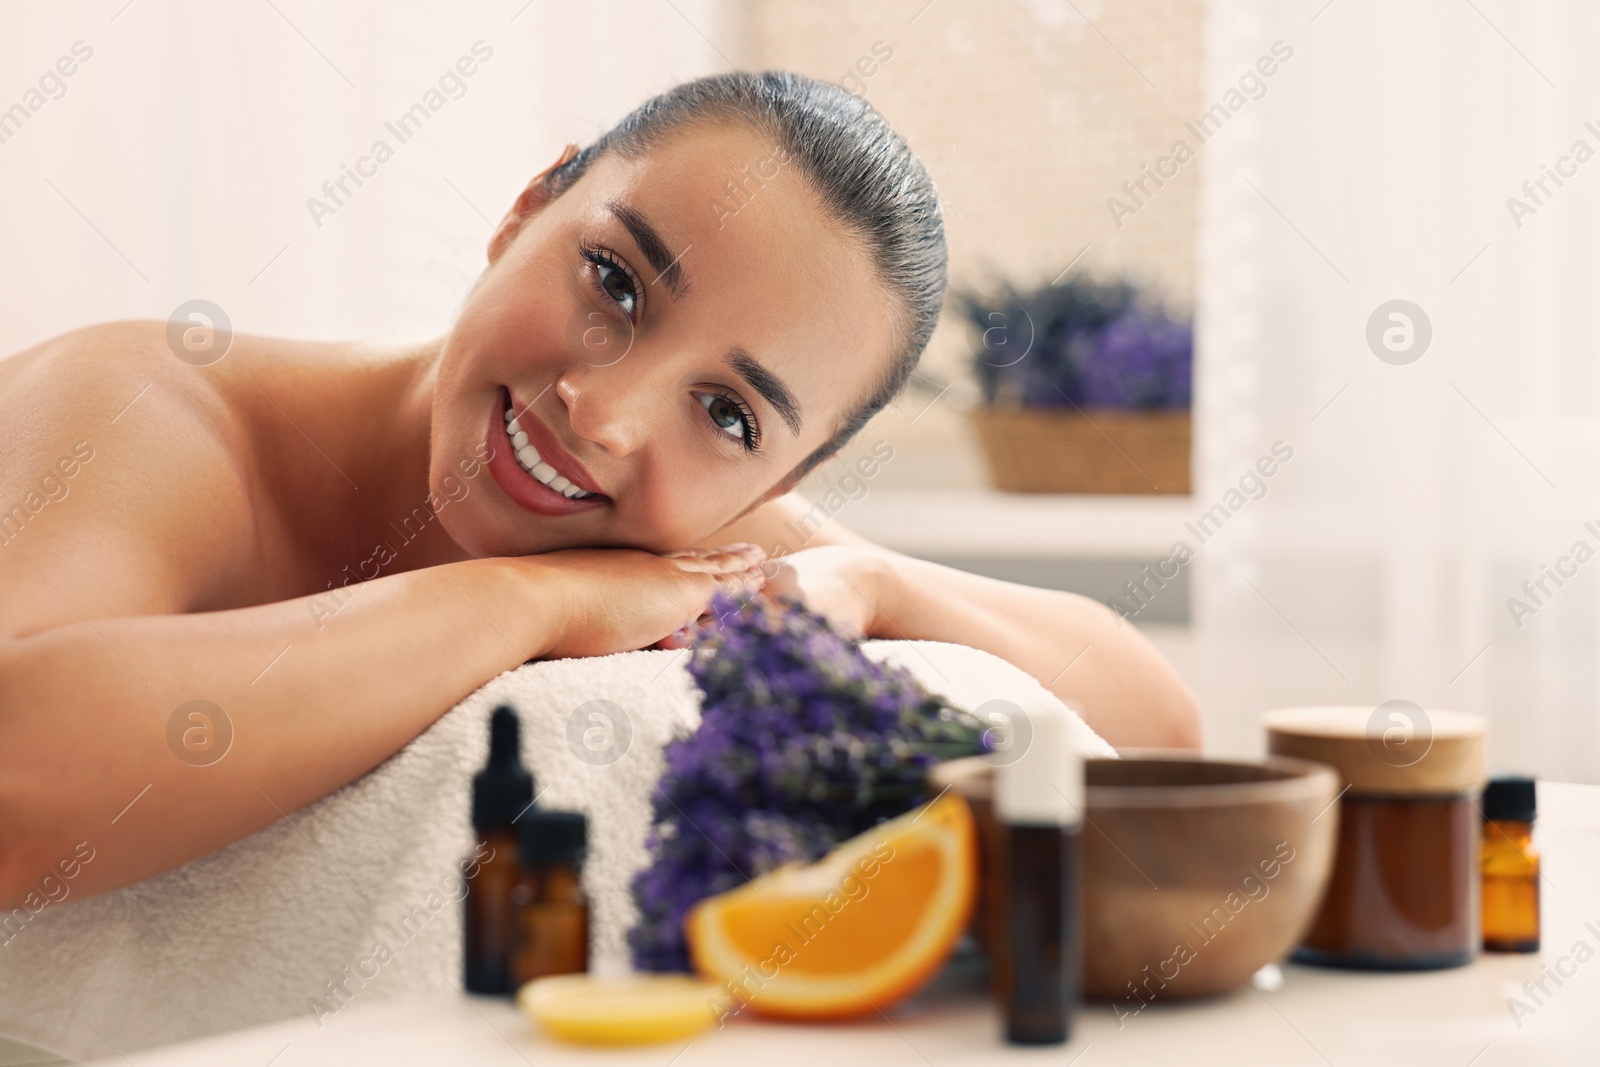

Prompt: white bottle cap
[{"left": 995, "top": 702, "right": 1084, "bottom": 827}]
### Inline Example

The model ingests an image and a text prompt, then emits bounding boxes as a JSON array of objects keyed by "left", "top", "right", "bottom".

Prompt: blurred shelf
[{"left": 829, "top": 487, "right": 1197, "bottom": 558}]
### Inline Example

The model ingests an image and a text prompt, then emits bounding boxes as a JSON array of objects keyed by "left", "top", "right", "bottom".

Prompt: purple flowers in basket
[
  {"left": 959, "top": 276, "right": 1192, "bottom": 410},
  {"left": 628, "top": 592, "right": 988, "bottom": 973}
]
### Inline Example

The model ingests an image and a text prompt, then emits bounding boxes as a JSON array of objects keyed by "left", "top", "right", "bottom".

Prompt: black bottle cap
[
  {"left": 472, "top": 706, "right": 533, "bottom": 831},
  {"left": 521, "top": 809, "right": 587, "bottom": 866},
  {"left": 1483, "top": 774, "right": 1537, "bottom": 823}
]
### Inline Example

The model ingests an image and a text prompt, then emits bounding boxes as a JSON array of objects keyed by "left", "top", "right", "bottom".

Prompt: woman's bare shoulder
[
  {"left": 0, "top": 321, "right": 263, "bottom": 635},
  {"left": 3, "top": 318, "right": 234, "bottom": 401}
]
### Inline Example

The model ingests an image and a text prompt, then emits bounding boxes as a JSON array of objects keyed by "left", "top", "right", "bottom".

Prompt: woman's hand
[
  {"left": 757, "top": 545, "right": 894, "bottom": 639},
  {"left": 534, "top": 543, "right": 767, "bottom": 659}
]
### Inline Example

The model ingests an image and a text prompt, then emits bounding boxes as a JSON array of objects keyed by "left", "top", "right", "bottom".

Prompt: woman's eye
[
  {"left": 595, "top": 262, "right": 636, "bottom": 316},
  {"left": 698, "top": 392, "right": 750, "bottom": 442}
]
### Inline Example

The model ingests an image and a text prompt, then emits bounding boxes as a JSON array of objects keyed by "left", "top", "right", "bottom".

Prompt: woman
[{"left": 0, "top": 72, "right": 1197, "bottom": 906}]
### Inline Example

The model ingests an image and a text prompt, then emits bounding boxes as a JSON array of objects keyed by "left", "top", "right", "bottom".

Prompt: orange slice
[{"left": 685, "top": 792, "right": 976, "bottom": 1020}]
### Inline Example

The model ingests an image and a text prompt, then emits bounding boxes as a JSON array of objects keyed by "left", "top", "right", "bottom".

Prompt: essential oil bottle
[
  {"left": 1481, "top": 774, "right": 1539, "bottom": 953},
  {"left": 992, "top": 703, "right": 1082, "bottom": 1045},
  {"left": 464, "top": 705, "right": 534, "bottom": 994},
  {"left": 511, "top": 808, "right": 590, "bottom": 985}
]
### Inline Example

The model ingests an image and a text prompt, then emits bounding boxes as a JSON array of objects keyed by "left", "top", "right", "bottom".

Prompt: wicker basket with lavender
[{"left": 959, "top": 275, "right": 1193, "bottom": 494}]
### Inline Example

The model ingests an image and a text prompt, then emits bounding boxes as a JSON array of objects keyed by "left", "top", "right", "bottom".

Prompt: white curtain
[
  {"left": 1195, "top": 0, "right": 1600, "bottom": 780},
  {"left": 0, "top": 0, "right": 730, "bottom": 352}
]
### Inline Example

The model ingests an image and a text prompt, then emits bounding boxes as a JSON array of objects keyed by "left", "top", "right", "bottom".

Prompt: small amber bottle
[
  {"left": 1481, "top": 775, "right": 1539, "bottom": 953},
  {"left": 464, "top": 706, "right": 534, "bottom": 995},
  {"left": 511, "top": 808, "right": 589, "bottom": 986}
]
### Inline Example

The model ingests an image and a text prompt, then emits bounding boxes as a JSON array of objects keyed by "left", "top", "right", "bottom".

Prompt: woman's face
[{"left": 431, "top": 124, "right": 900, "bottom": 557}]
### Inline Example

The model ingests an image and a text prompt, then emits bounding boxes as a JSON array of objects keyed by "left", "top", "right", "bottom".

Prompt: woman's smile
[{"left": 485, "top": 386, "right": 611, "bottom": 517}]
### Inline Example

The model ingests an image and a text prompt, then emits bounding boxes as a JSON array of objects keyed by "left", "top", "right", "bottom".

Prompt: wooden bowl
[{"left": 929, "top": 750, "right": 1339, "bottom": 1001}]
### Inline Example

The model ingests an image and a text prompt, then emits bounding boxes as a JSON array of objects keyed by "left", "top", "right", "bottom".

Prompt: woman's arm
[
  {"left": 860, "top": 549, "right": 1200, "bottom": 748},
  {"left": 714, "top": 493, "right": 1202, "bottom": 749},
  {"left": 0, "top": 556, "right": 558, "bottom": 906},
  {"left": 0, "top": 546, "right": 761, "bottom": 908}
]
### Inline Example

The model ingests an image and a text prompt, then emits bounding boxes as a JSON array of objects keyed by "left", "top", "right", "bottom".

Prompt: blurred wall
[{"left": 0, "top": 1, "right": 727, "bottom": 353}]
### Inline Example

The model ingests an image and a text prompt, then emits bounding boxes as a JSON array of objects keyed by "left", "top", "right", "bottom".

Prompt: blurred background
[{"left": 3, "top": 0, "right": 1598, "bottom": 779}]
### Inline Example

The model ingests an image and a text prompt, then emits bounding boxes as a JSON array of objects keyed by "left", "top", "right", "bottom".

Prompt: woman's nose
[{"left": 555, "top": 367, "right": 647, "bottom": 457}]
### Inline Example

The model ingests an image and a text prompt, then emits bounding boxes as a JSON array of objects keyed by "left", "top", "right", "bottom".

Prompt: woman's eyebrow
[
  {"left": 605, "top": 199, "right": 690, "bottom": 299},
  {"left": 726, "top": 350, "right": 801, "bottom": 435}
]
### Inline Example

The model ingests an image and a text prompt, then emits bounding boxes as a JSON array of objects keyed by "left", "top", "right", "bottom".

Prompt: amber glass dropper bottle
[
  {"left": 1481, "top": 774, "right": 1539, "bottom": 953},
  {"left": 464, "top": 705, "right": 534, "bottom": 994}
]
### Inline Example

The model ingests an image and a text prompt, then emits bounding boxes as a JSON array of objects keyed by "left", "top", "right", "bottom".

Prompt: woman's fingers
[
  {"left": 683, "top": 542, "right": 762, "bottom": 559},
  {"left": 664, "top": 542, "right": 766, "bottom": 573},
  {"left": 715, "top": 564, "right": 766, "bottom": 594}
]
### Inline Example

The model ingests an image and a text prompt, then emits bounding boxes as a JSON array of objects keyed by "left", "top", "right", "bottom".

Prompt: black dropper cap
[
  {"left": 521, "top": 809, "right": 587, "bottom": 867},
  {"left": 1483, "top": 774, "right": 1537, "bottom": 823},
  {"left": 472, "top": 706, "right": 533, "bottom": 832}
]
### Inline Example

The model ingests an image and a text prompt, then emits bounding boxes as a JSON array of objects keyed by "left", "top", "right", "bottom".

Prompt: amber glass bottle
[
  {"left": 1481, "top": 775, "right": 1539, "bottom": 953},
  {"left": 464, "top": 706, "right": 533, "bottom": 995},
  {"left": 511, "top": 809, "right": 590, "bottom": 986}
]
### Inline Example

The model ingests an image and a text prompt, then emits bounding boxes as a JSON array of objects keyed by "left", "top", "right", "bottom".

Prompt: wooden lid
[{"left": 1262, "top": 704, "right": 1487, "bottom": 795}]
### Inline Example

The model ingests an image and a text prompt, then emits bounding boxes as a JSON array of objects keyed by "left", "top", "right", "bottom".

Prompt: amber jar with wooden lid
[{"left": 1263, "top": 704, "right": 1487, "bottom": 970}]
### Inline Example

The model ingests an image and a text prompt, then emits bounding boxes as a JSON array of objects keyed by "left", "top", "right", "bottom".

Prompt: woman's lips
[
  {"left": 504, "top": 388, "right": 605, "bottom": 495},
  {"left": 485, "top": 389, "right": 609, "bottom": 517}
]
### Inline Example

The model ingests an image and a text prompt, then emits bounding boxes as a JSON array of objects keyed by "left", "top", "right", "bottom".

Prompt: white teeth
[{"left": 503, "top": 396, "right": 596, "bottom": 500}]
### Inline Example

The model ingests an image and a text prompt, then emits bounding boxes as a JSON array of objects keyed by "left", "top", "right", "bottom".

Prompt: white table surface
[{"left": 82, "top": 782, "right": 1600, "bottom": 1067}]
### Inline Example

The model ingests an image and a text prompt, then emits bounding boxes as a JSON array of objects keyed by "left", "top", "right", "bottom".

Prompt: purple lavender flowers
[
  {"left": 960, "top": 275, "right": 1192, "bottom": 410},
  {"left": 1080, "top": 308, "right": 1193, "bottom": 409},
  {"left": 628, "top": 593, "right": 987, "bottom": 973}
]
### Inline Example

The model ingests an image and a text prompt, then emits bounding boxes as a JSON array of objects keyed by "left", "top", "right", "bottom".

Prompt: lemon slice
[{"left": 518, "top": 973, "right": 728, "bottom": 1046}]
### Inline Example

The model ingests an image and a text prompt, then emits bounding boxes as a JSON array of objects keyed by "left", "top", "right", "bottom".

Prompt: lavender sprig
[{"left": 628, "top": 593, "right": 987, "bottom": 973}]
